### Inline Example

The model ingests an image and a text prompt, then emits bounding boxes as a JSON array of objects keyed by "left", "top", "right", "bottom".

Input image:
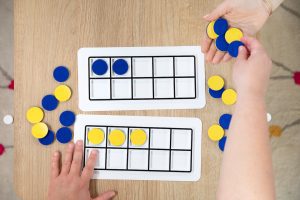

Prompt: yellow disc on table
[
  {"left": 269, "top": 125, "right": 282, "bottom": 137},
  {"left": 225, "top": 27, "right": 244, "bottom": 44},
  {"left": 31, "top": 122, "right": 48, "bottom": 139},
  {"left": 88, "top": 128, "right": 105, "bottom": 145},
  {"left": 26, "top": 106, "right": 44, "bottom": 124},
  {"left": 206, "top": 21, "right": 218, "bottom": 39},
  {"left": 130, "top": 129, "right": 147, "bottom": 146},
  {"left": 54, "top": 85, "right": 72, "bottom": 102},
  {"left": 208, "top": 75, "right": 224, "bottom": 91},
  {"left": 108, "top": 129, "right": 126, "bottom": 146},
  {"left": 208, "top": 124, "right": 224, "bottom": 141},
  {"left": 222, "top": 89, "right": 237, "bottom": 105}
]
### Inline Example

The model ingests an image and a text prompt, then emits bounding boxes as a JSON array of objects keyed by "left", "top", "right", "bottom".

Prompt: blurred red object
[{"left": 8, "top": 80, "right": 14, "bottom": 90}]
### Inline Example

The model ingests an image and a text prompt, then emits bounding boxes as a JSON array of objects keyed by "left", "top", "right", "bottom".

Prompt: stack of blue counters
[
  {"left": 56, "top": 110, "right": 76, "bottom": 144},
  {"left": 208, "top": 75, "right": 225, "bottom": 99},
  {"left": 207, "top": 17, "right": 245, "bottom": 58}
]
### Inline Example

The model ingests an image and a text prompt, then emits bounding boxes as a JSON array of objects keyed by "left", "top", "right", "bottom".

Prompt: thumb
[
  {"left": 93, "top": 190, "right": 117, "bottom": 200},
  {"left": 237, "top": 46, "right": 248, "bottom": 61},
  {"left": 203, "top": 3, "right": 230, "bottom": 21}
]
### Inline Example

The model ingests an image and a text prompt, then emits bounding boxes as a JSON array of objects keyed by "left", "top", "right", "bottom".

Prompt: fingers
[
  {"left": 69, "top": 140, "right": 84, "bottom": 176},
  {"left": 206, "top": 42, "right": 217, "bottom": 62},
  {"left": 51, "top": 151, "right": 60, "bottom": 179},
  {"left": 237, "top": 46, "right": 248, "bottom": 60},
  {"left": 203, "top": 2, "right": 230, "bottom": 21},
  {"left": 241, "top": 36, "right": 263, "bottom": 54},
  {"left": 61, "top": 143, "right": 75, "bottom": 175},
  {"left": 93, "top": 190, "right": 117, "bottom": 200},
  {"left": 81, "top": 149, "right": 98, "bottom": 184},
  {"left": 201, "top": 34, "right": 212, "bottom": 54},
  {"left": 212, "top": 51, "right": 226, "bottom": 64},
  {"left": 222, "top": 53, "right": 232, "bottom": 62}
]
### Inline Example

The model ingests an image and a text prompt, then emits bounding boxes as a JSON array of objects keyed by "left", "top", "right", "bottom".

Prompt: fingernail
[
  {"left": 53, "top": 151, "right": 59, "bottom": 157},
  {"left": 108, "top": 191, "right": 117, "bottom": 198},
  {"left": 76, "top": 140, "right": 83, "bottom": 146}
]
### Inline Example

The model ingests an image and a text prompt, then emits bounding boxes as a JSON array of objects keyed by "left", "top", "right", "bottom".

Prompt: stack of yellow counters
[{"left": 206, "top": 17, "right": 244, "bottom": 58}]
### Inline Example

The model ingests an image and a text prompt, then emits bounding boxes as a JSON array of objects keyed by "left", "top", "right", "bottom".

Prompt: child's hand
[
  {"left": 233, "top": 36, "right": 272, "bottom": 99},
  {"left": 48, "top": 141, "right": 116, "bottom": 200},
  {"left": 201, "top": 0, "right": 271, "bottom": 64}
]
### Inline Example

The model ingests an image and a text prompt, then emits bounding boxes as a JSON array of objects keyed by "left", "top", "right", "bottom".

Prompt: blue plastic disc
[
  {"left": 92, "top": 59, "right": 108, "bottom": 75},
  {"left": 56, "top": 127, "right": 73, "bottom": 144},
  {"left": 53, "top": 66, "right": 69, "bottom": 82},
  {"left": 39, "top": 130, "right": 55, "bottom": 145},
  {"left": 219, "top": 113, "right": 232, "bottom": 130},
  {"left": 218, "top": 136, "right": 227, "bottom": 152},
  {"left": 216, "top": 35, "right": 229, "bottom": 52},
  {"left": 59, "top": 110, "right": 76, "bottom": 126},
  {"left": 112, "top": 59, "right": 128, "bottom": 75},
  {"left": 228, "top": 41, "right": 244, "bottom": 58},
  {"left": 209, "top": 87, "right": 225, "bottom": 98},
  {"left": 42, "top": 94, "right": 59, "bottom": 111},
  {"left": 214, "top": 18, "right": 228, "bottom": 35}
]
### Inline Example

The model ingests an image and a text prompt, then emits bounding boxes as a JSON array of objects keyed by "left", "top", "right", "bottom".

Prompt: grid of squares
[
  {"left": 88, "top": 56, "right": 197, "bottom": 100},
  {"left": 84, "top": 125, "right": 193, "bottom": 172}
]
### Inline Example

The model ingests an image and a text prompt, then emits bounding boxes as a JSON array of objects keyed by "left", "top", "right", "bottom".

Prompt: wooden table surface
[{"left": 14, "top": 0, "right": 233, "bottom": 199}]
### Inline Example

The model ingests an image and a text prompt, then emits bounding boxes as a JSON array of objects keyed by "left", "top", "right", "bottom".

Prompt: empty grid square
[
  {"left": 129, "top": 128, "right": 149, "bottom": 148},
  {"left": 171, "top": 129, "right": 192, "bottom": 150},
  {"left": 175, "top": 78, "right": 195, "bottom": 98},
  {"left": 86, "top": 148, "right": 106, "bottom": 169},
  {"left": 174, "top": 57, "right": 195, "bottom": 76},
  {"left": 86, "top": 126, "right": 107, "bottom": 147},
  {"left": 112, "top": 79, "right": 132, "bottom": 99},
  {"left": 154, "top": 57, "right": 173, "bottom": 77},
  {"left": 107, "top": 149, "right": 127, "bottom": 169},
  {"left": 107, "top": 127, "right": 128, "bottom": 148},
  {"left": 111, "top": 58, "right": 131, "bottom": 78},
  {"left": 128, "top": 149, "right": 148, "bottom": 170},
  {"left": 133, "top": 79, "right": 153, "bottom": 99},
  {"left": 132, "top": 57, "right": 152, "bottom": 77},
  {"left": 90, "top": 79, "right": 111, "bottom": 100},
  {"left": 150, "top": 129, "right": 170, "bottom": 149},
  {"left": 171, "top": 151, "right": 191, "bottom": 171},
  {"left": 154, "top": 78, "right": 174, "bottom": 98},
  {"left": 150, "top": 150, "right": 170, "bottom": 171}
]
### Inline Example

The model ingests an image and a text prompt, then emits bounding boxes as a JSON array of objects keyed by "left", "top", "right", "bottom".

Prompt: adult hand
[{"left": 201, "top": 0, "right": 271, "bottom": 64}]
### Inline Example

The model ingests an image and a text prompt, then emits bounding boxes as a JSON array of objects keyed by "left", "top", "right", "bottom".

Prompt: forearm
[
  {"left": 264, "top": 0, "right": 285, "bottom": 12},
  {"left": 217, "top": 94, "right": 275, "bottom": 200}
]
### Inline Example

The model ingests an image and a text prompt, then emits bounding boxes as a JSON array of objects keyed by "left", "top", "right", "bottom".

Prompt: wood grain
[{"left": 14, "top": 0, "right": 232, "bottom": 199}]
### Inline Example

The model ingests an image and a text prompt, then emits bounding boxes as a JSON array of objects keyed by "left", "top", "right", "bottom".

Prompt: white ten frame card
[
  {"left": 74, "top": 115, "right": 202, "bottom": 182},
  {"left": 78, "top": 46, "right": 205, "bottom": 111}
]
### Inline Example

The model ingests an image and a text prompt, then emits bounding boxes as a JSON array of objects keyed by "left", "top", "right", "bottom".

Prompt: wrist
[{"left": 237, "top": 91, "right": 266, "bottom": 103}]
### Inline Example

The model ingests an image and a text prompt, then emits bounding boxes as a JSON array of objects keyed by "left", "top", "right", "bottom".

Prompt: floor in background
[{"left": 0, "top": 0, "right": 299, "bottom": 199}]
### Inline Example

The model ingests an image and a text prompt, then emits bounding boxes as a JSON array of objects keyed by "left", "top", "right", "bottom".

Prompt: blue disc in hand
[
  {"left": 228, "top": 41, "right": 244, "bottom": 58},
  {"left": 219, "top": 113, "right": 232, "bottom": 130},
  {"left": 218, "top": 136, "right": 227, "bottom": 152},
  {"left": 214, "top": 18, "right": 228, "bottom": 35},
  {"left": 216, "top": 35, "right": 229, "bottom": 52}
]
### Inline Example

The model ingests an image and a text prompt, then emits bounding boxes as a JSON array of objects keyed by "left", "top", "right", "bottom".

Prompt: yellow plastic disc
[
  {"left": 54, "top": 85, "right": 72, "bottom": 102},
  {"left": 108, "top": 129, "right": 126, "bottom": 146},
  {"left": 208, "top": 124, "right": 224, "bottom": 141},
  {"left": 206, "top": 21, "right": 218, "bottom": 39},
  {"left": 88, "top": 128, "right": 105, "bottom": 145},
  {"left": 222, "top": 89, "right": 237, "bottom": 105},
  {"left": 26, "top": 107, "right": 44, "bottom": 124},
  {"left": 31, "top": 122, "right": 48, "bottom": 139},
  {"left": 225, "top": 27, "right": 244, "bottom": 44},
  {"left": 269, "top": 125, "right": 282, "bottom": 137},
  {"left": 208, "top": 75, "right": 225, "bottom": 91},
  {"left": 130, "top": 129, "right": 147, "bottom": 146}
]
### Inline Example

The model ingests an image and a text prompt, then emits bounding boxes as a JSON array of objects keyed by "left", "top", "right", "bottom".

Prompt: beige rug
[{"left": 0, "top": 0, "right": 299, "bottom": 199}]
